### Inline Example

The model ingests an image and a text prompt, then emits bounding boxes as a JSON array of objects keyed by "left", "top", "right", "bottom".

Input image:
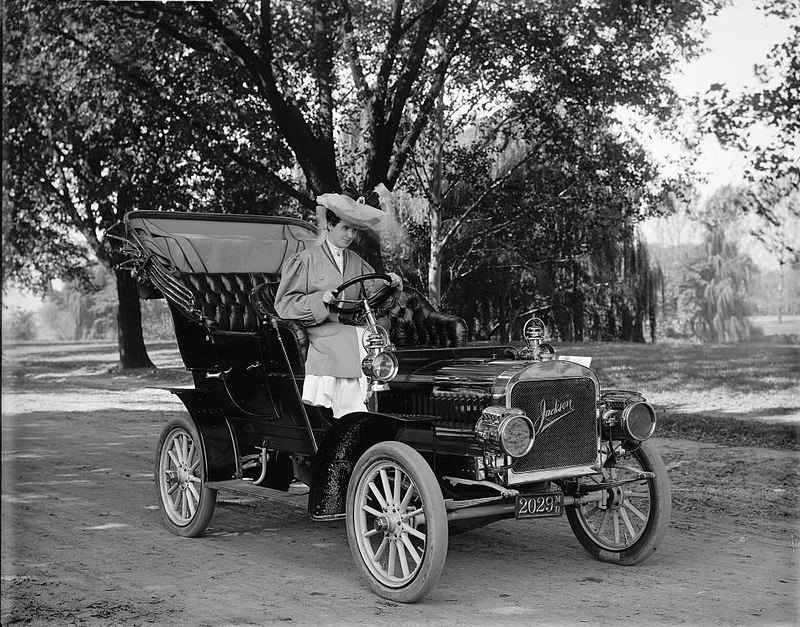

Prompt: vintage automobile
[{"left": 113, "top": 210, "right": 671, "bottom": 603}]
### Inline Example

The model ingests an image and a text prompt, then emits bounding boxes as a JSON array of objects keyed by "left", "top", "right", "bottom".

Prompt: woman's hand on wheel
[
  {"left": 387, "top": 272, "right": 403, "bottom": 290},
  {"left": 322, "top": 290, "right": 336, "bottom": 305}
]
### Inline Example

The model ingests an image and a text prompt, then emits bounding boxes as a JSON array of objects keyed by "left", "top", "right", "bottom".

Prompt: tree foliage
[
  {"left": 1, "top": 306, "right": 37, "bottom": 342},
  {"left": 700, "top": 0, "right": 799, "bottom": 185},
  {"left": 3, "top": 1, "right": 224, "bottom": 366},
  {"left": 396, "top": 0, "right": 716, "bottom": 337},
  {"left": 678, "top": 187, "right": 755, "bottom": 343},
  {"left": 679, "top": 228, "right": 754, "bottom": 343},
  {"left": 698, "top": 0, "right": 799, "bottom": 274},
  {"left": 4, "top": 0, "right": 726, "bottom": 350}
]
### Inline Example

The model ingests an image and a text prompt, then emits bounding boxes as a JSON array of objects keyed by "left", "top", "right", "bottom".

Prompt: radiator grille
[
  {"left": 410, "top": 390, "right": 489, "bottom": 429},
  {"left": 510, "top": 377, "right": 597, "bottom": 473}
]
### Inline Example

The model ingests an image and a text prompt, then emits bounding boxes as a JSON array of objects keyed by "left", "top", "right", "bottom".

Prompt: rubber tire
[
  {"left": 346, "top": 442, "right": 448, "bottom": 603},
  {"left": 154, "top": 417, "right": 217, "bottom": 538},
  {"left": 566, "top": 439, "right": 671, "bottom": 565}
]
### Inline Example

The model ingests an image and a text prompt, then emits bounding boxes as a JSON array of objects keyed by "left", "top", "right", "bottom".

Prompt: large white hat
[{"left": 316, "top": 183, "right": 393, "bottom": 233}]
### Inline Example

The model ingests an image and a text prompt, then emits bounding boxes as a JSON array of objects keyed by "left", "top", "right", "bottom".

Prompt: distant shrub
[
  {"left": 679, "top": 228, "right": 754, "bottom": 343},
  {"left": 2, "top": 306, "right": 38, "bottom": 341},
  {"left": 141, "top": 298, "right": 175, "bottom": 341}
]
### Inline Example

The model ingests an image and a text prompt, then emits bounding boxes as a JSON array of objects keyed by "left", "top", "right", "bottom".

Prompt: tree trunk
[
  {"left": 571, "top": 263, "right": 584, "bottom": 341},
  {"left": 427, "top": 86, "right": 445, "bottom": 309},
  {"left": 778, "top": 260, "right": 784, "bottom": 324},
  {"left": 649, "top": 298, "right": 658, "bottom": 343},
  {"left": 620, "top": 301, "right": 634, "bottom": 341},
  {"left": 496, "top": 296, "right": 506, "bottom": 343},
  {"left": 428, "top": 231, "right": 442, "bottom": 309},
  {"left": 115, "top": 268, "right": 154, "bottom": 369}
]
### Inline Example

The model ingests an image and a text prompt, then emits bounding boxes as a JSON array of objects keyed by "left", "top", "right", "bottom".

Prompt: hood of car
[{"left": 395, "top": 353, "right": 598, "bottom": 397}]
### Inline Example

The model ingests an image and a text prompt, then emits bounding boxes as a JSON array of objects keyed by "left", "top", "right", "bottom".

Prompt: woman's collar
[{"left": 325, "top": 237, "right": 347, "bottom": 254}]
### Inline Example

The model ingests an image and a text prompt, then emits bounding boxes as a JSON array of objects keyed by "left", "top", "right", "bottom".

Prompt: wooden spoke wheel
[{"left": 346, "top": 442, "right": 448, "bottom": 603}]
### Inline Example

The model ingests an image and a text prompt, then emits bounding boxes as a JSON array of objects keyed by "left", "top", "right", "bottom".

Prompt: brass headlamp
[
  {"left": 359, "top": 301, "right": 398, "bottom": 393},
  {"left": 520, "top": 317, "right": 555, "bottom": 361},
  {"left": 475, "top": 406, "right": 535, "bottom": 458}
]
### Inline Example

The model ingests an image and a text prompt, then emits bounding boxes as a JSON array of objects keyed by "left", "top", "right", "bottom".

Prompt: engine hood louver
[{"left": 409, "top": 388, "right": 491, "bottom": 429}]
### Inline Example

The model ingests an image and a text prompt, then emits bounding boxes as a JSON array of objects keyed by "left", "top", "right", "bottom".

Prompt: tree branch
[
  {"left": 40, "top": 150, "right": 112, "bottom": 265},
  {"left": 439, "top": 113, "right": 519, "bottom": 203},
  {"left": 375, "top": 0, "right": 406, "bottom": 98},
  {"left": 388, "top": 0, "right": 477, "bottom": 186},
  {"left": 440, "top": 142, "right": 543, "bottom": 250},
  {"left": 152, "top": 12, "right": 226, "bottom": 57},
  {"left": 339, "top": 0, "right": 371, "bottom": 101},
  {"left": 410, "top": 152, "right": 435, "bottom": 204},
  {"left": 257, "top": 0, "right": 271, "bottom": 60},
  {"left": 443, "top": 239, "right": 481, "bottom": 300},
  {"left": 50, "top": 23, "right": 314, "bottom": 209},
  {"left": 194, "top": 5, "right": 256, "bottom": 62},
  {"left": 195, "top": 3, "right": 335, "bottom": 192},
  {"left": 384, "top": 0, "right": 448, "bottom": 141},
  {"left": 312, "top": 0, "right": 335, "bottom": 141}
]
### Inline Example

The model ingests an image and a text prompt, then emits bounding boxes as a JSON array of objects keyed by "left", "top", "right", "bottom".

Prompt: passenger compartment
[{"left": 114, "top": 210, "right": 470, "bottom": 380}]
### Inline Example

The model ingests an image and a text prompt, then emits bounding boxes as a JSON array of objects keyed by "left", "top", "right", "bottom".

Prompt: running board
[{"left": 206, "top": 480, "right": 308, "bottom": 510}]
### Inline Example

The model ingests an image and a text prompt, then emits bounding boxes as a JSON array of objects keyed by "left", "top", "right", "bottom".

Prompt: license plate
[{"left": 515, "top": 493, "right": 564, "bottom": 518}]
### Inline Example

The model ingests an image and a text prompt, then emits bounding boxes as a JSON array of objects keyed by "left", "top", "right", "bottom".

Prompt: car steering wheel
[{"left": 327, "top": 273, "right": 395, "bottom": 315}]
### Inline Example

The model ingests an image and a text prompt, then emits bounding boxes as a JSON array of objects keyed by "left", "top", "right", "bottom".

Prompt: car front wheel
[
  {"left": 346, "top": 442, "right": 448, "bottom": 603},
  {"left": 565, "top": 439, "right": 671, "bottom": 565},
  {"left": 155, "top": 417, "right": 217, "bottom": 537}
]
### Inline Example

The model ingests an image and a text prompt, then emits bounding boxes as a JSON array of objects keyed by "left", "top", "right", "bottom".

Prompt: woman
[{"left": 274, "top": 187, "right": 402, "bottom": 418}]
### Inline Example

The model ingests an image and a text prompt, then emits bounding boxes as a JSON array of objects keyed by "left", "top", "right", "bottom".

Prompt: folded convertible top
[{"left": 122, "top": 210, "right": 318, "bottom": 274}]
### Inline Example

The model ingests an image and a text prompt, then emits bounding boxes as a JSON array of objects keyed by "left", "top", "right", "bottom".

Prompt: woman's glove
[
  {"left": 322, "top": 290, "right": 336, "bottom": 304},
  {"left": 387, "top": 272, "right": 403, "bottom": 290}
]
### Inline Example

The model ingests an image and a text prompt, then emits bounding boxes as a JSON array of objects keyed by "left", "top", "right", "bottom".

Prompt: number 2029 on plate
[{"left": 515, "top": 493, "right": 564, "bottom": 518}]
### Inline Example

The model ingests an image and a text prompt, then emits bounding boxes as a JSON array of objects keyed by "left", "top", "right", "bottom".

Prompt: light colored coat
[{"left": 274, "top": 242, "right": 375, "bottom": 378}]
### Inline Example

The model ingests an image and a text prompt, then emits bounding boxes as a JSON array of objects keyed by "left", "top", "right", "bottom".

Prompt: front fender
[
  {"left": 167, "top": 388, "right": 238, "bottom": 482},
  {"left": 308, "top": 411, "right": 435, "bottom": 521}
]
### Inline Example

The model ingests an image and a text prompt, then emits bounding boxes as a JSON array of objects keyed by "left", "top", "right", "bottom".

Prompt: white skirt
[{"left": 302, "top": 326, "right": 368, "bottom": 418}]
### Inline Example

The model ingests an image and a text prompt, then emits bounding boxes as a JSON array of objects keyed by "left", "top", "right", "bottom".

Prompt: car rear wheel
[
  {"left": 566, "top": 439, "right": 671, "bottom": 565},
  {"left": 155, "top": 417, "right": 217, "bottom": 537},
  {"left": 346, "top": 442, "right": 448, "bottom": 603}
]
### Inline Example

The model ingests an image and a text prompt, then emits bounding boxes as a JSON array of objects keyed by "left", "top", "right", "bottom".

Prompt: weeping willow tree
[
  {"left": 433, "top": 214, "right": 663, "bottom": 344},
  {"left": 602, "top": 233, "right": 661, "bottom": 343},
  {"left": 545, "top": 232, "right": 662, "bottom": 343},
  {"left": 679, "top": 227, "right": 753, "bottom": 343}
]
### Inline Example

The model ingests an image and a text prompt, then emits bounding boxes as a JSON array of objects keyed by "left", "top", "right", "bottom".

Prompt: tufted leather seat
[
  {"left": 384, "top": 288, "right": 469, "bottom": 348},
  {"left": 183, "top": 273, "right": 468, "bottom": 372},
  {"left": 185, "top": 272, "right": 277, "bottom": 332},
  {"left": 249, "top": 281, "right": 310, "bottom": 366},
  {"left": 248, "top": 282, "right": 468, "bottom": 371}
]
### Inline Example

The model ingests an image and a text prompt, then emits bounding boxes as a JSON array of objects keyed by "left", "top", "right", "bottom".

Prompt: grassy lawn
[
  {"left": 750, "top": 314, "right": 800, "bottom": 338},
  {"left": 4, "top": 338, "right": 798, "bottom": 449},
  {"left": 558, "top": 341, "right": 800, "bottom": 449}
]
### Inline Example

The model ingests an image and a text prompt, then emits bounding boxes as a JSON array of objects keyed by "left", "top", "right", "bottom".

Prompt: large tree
[
  {"left": 106, "top": 0, "right": 485, "bottom": 267},
  {"left": 112, "top": 1, "right": 720, "bottom": 261},
  {"left": 6, "top": 0, "right": 723, "bottom": 358},
  {"left": 396, "top": 0, "right": 718, "bottom": 309},
  {"left": 4, "top": 1, "right": 290, "bottom": 367}
]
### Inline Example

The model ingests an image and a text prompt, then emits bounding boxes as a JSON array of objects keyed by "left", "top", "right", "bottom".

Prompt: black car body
[{"left": 114, "top": 210, "right": 671, "bottom": 602}]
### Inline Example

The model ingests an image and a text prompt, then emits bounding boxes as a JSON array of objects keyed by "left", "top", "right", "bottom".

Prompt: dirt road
[{"left": 2, "top": 343, "right": 798, "bottom": 625}]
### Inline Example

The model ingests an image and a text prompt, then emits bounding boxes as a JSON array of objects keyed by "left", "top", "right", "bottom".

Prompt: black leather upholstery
[
  {"left": 384, "top": 288, "right": 469, "bottom": 348},
  {"left": 250, "top": 281, "right": 310, "bottom": 366},
  {"left": 183, "top": 273, "right": 467, "bottom": 365},
  {"left": 185, "top": 272, "right": 277, "bottom": 332}
]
